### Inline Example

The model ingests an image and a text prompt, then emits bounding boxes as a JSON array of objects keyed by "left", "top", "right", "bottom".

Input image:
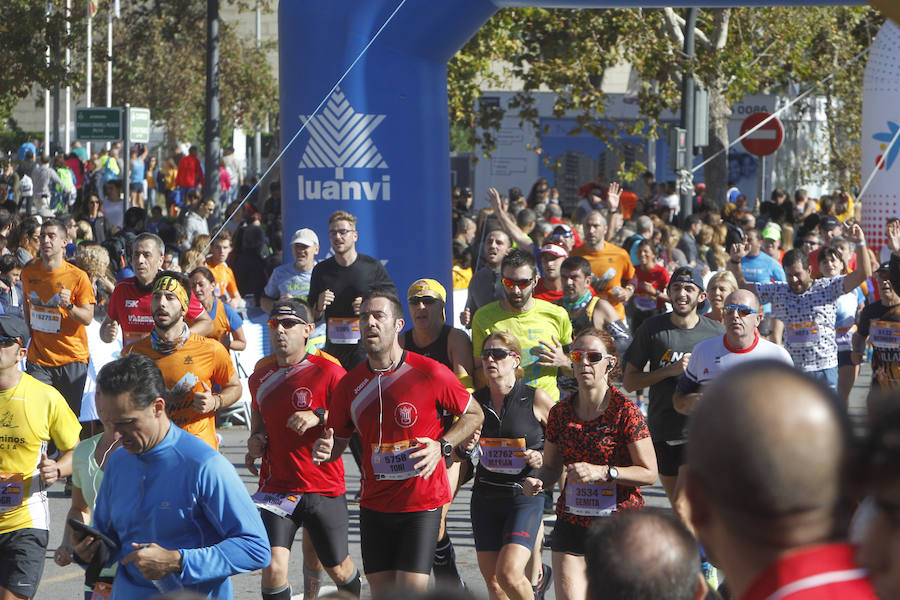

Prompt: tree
[{"left": 448, "top": 7, "right": 883, "bottom": 207}]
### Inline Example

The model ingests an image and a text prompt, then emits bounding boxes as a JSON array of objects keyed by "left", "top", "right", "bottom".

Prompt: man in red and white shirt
[
  {"left": 100, "top": 233, "right": 213, "bottom": 346},
  {"left": 246, "top": 298, "right": 360, "bottom": 600},
  {"left": 683, "top": 360, "right": 877, "bottom": 600},
  {"left": 313, "top": 287, "right": 483, "bottom": 597}
]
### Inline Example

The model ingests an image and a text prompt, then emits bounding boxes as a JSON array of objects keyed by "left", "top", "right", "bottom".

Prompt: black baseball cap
[
  {"left": 877, "top": 261, "right": 891, "bottom": 273},
  {"left": 668, "top": 266, "right": 705, "bottom": 291},
  {"left": 0, "top": 315, "right": 29, "bottom": 345},
  {"left": 819, "top": 215, "right": 841, "bottom": 231},
  {"left": 270, "top": 298, "right": 313, "bottom": 323}
]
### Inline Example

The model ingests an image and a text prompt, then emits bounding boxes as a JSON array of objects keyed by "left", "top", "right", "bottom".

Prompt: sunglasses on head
[
  {"left": 723, "top": 304, "right": 756, "bottom": 317},
  {"left": 0, "top": 336, "right": 20, "bottom": 347},
  {"left": 268, "top": 318, "right": 307, "bottom": 329},
  {"left": 502, "top": 277, "right": 533, "bottom": 290},
  {"left": 408, "top": 296, "right": 439, "bottom": 306},
  {"left": 570, "top": 350, "right": 614, "bottom": 364},
  {"left": 481, "top": 347, "right": 518, "bottom": 361}
]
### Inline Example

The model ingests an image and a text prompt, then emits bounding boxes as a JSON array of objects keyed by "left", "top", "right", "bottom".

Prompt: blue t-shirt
[
  {"left": 742, "top": 252, "right": 786, "bottom": 313},
  {"left": 130, "top": 158, "right": 146, "bottom": 183}
]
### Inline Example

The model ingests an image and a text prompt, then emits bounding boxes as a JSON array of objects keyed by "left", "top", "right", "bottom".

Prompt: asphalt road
[{"left": 35, "top": 364, "right": 873, "bottom": 599}]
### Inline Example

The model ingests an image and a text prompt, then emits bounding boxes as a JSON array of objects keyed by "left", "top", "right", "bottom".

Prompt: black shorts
[
  {"left": 838, "top": 350, "right": 853, "bottom": 368},
  {"left": 26, "top": 361, "right": 88, "bottom": 418},
  {"left": 0, "top": 528, "right": 49, "bottom": 598},
  {"left": 259, "top": 493, "right": 349, "bottom": 568},
  {"left": 359, "top": 507, "right": 442, "bottom": 574},
  {"left": 129, "top": 182, "right": 143, "bottom": 193},
  {"left": 549, "top": 518, "right": 591, "bottom": 556},
  {"left": 471, "top": 488, "right": 544, "bottom": 552},
  {"left": 652, "top": 439, "right": 686, "bottom": 477}
]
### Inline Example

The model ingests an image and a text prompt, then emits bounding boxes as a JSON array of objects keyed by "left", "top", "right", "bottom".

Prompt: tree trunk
[{"left": 704, "top": 84, "right": 731, "bottom": 212}]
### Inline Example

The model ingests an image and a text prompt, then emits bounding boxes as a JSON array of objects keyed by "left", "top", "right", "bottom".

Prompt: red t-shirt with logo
[
  {"left": 250, "top": 354, "right": 347, "bottom": 496},
  {"left": 327, "top": 350, "right": 471, "bottom": 513},
  {"left": 108, "top": 277, "right": 206, "bottom": 345}
]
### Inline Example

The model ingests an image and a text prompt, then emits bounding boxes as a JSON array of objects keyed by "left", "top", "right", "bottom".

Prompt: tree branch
[{"left": 663, "top": 8, "right": 711, "bottom": 48}]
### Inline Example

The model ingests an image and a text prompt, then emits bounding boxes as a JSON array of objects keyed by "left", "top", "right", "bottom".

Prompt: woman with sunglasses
[
  {"left": 189, "top": 266, "right": 247, "bottom": 352},
  {"left": 523, "top": 329, "right": 657, "bottom": 600},
  {"left": 466, "top": 331, "right": 554, "bottom": 600}
]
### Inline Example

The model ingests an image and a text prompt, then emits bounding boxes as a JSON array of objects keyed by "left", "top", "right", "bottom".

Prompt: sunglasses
[
  {"left": 0, "top": 336, "right": 20, "bottom": 347},
  {"left": 570, "top": 350, "right": 614, "bottom": 364},
  {"left": 723, "top": 304, "right": 757, "bottom": 317},
  {"left": 553, "top": 230, "right": 574, "bottom": 238},
  {"left": 481, "top": 347, "right": 518, "bottom": 361},
  {"left": 408, "top": 296, "right": 439, "bottom": 306},
  {"left": 268, "top": 318, "right": 307, "bottom": 329},
  {"left": 801, "top": 239, "right": 820, "bottom": 247},
  {"left": 502, "top": 277, "right": 533, "bottom": 290},
  {"left": 328, "top": 228, "right": 355, "bottom": 237}
]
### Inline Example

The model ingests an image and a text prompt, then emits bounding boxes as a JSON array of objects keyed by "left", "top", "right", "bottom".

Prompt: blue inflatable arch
[{"left": 278, "top": 0, "right": 863, "bottom": 312}]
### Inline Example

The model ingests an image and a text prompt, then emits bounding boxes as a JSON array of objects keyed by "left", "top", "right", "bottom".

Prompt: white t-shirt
[{"left": 677, "top": 333, "right": 793, "bottom": 394}]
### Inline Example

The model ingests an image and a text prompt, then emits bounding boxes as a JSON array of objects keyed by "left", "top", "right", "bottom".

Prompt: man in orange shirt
[
  {"left": 22, "top": 218, "right": 95, "bottom": 421},
  {"left": 123, "top": 271, "right": 240, "bottom": 449},
  {"left": 206, "top": 230, "right": 242, "bottom": 308},
  {"left": 572, "top": 210, "right": 635, "bottom": 321}
]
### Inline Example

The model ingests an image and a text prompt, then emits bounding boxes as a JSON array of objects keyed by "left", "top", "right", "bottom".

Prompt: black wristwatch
[
  {"left": 313, "top": 407, "right": 326, "bottom": 427},
  {"left": 438, "top": 438, "right": 453, "bottom": 457},
  {"left": 607, "top": 466, "right": 619, "bottom": 481}
]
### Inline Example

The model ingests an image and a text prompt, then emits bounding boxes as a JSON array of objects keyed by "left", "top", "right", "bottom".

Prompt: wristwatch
[
  {"left": 438, "top": 438, "right": 453, "bottom": 457},
  {"left": 313, "top": 407, "right": 326, "bottom": 427},
  {"left": 607, "top": 466, "right": 619, "bottom": 481}
]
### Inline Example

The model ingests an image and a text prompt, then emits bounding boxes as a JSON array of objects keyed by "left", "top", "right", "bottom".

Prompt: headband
[{"left": 152, "top": 275, "right": 190, "bottom": 312}]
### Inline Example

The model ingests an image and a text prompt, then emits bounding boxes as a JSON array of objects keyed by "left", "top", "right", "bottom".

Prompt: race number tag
[
  {"left": 785, "top": 321, "right": 819, "bottom": 347},
  {"left": 0, "top": 473, "right": 25, "bottom": 512},
  {"left": 835, "top": 325, "right": 854, "bottom": 348},
  {"left": 870, "top": 321, "right": 900, "bottom": 351},
  {"left": 251, "top": 491, "right": 301, "bottom": 518},
  {"left": 327, "top": 318, "right": 361, "bottom": 344},
  {"left": 564, "top": 481, "right": 616, "bottom": 517},
  {"left": 632, "top": 295, "right": 658, "bottom": 311},
  {"left": 478, "top": 438, "right": 527, "bottom": 474},
  {"left": 90, "top": 582, "right": 112, "bottom": 600},
  {"left": 371, "top": 440, "right": 419, "bottom": 480},
  {"left": 30, "top": 306, "right": 61, "bottom": 334}
]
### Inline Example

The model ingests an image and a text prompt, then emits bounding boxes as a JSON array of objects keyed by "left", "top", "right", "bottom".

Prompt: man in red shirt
[
  {"left": 175, "top": 145, "right": 204, "bottom": 196},
  {"left": 684, "top": 361, "right": 877, "bottom": 600},
  {"left": 101, "top": 232, "right": 213, "bottom": 346},
  {"left": 246, "top": 299, "right": 360, "bottom": 600},
  {"left": 313, "top": 287, "right": 483, "bottom": 598}
]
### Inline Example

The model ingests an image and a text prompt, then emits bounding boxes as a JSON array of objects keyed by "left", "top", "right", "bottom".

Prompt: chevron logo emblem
[{"left": 297, "top": 88, "right": 391, "bottom": 201}]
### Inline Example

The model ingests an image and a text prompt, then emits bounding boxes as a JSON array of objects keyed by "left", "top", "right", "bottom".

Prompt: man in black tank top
[{"left": 400, "top": 278, "right": 475, "bottom": 589}]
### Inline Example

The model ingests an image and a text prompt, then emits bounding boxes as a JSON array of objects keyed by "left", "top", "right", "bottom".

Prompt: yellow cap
[{"left": 407, "top": 278, "right": 446, "bottom": 303}]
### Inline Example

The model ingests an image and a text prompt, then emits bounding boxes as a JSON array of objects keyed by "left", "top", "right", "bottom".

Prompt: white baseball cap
[{"left": 291, "top": 228, "right": 319, "bottom": 247}]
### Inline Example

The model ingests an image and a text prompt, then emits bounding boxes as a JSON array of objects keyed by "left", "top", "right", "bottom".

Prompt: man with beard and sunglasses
[
  {"left": 471, "top": 248, "right": 573, "bottom": 401},
  {"left": 245, "top": 298, "right": 361, "bottom": 600},
  {"left": 312, "top": 286, "right": 483, "bottom": 598},
  {"left": 622, "top": 267, "right": 724, "bottom": 504},
  {"left": 673, "top": 289, "right": 792, "bottom": 417},
  {"left": 122, "top": 271, "right": 241, "bottom": 449}
]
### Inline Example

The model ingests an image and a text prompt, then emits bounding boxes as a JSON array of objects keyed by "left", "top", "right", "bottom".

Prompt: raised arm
[
  {"left": 727, "top": 241, "right": 756, "bottom": 292},
  {"left": 486, "top": 187, "right": 534, "bottom": 253}
]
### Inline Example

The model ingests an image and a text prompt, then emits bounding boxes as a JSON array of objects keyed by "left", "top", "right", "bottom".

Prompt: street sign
[
  {"left": 740, "top": 112, "right": 784, "bottom": 157},
  {"left": 75, "top": 108, "right": 122, "bottom": 141},
  {"left": 129, "top": 108, "right": 151, "bottom": 143}
]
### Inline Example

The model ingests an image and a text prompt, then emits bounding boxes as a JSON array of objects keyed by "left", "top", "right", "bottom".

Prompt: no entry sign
[{"left": 740, "top": 112, "right": 784, "bottom": 157}]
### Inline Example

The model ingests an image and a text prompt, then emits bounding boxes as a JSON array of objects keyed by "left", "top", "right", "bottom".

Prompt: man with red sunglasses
[{"left": 245, "top": 299, "right": 361, "bottom": 600}]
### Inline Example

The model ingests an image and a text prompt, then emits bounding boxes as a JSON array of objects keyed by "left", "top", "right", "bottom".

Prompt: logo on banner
[
  {"left": 297, "top": 87, "right": 391, "bottom": 201},
  {"left": 873, "top": 121, "right": 900, "bottom": 171},
  {"left": 394, "top": 402, "right": 417, "bottom": 428}
]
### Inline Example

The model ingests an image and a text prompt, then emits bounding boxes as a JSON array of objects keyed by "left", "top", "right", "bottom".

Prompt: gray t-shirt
[{"left": 264, "top": 262, "right": 313, "bottom": 302}]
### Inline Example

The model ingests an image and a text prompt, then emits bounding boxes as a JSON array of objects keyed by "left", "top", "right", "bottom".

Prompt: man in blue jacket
[{"left": 74, "top": 353, "right": 270, "bottom": 599}]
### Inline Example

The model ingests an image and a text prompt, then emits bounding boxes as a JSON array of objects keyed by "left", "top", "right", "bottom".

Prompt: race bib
[
  {"left": 371, "top": 440, "right": 419, "bottom": 480},
  {"left": 632, "top": 295, "right": 658, "bottom": 311},
  {"left": 30, "top": 306, "right": 61, "bottom": 334},
  {"left": 327, "top": 318, "right": 360, "bottom": 344},
  {"left": 251, "top": 491, "right": 302, "bottom": 518},
  {"left": 785, "top": 321, "right": 819, "bottom": 347},
  {"left": 870, "top": 321, "right": 900, "bottom": 351},
  {"left": 91, "top": 582, "right": 112, "bottom": 600},
  {"left": 565, "top": 481, "right": 616, "bottom": 517},
  {"left": 835, "top": 325, "right": 854, "bottom": 348},
  {"left": 0, "top": 473, "right": 25, "bottom": 512},
  {"left": 478, "top": 438, "right": 527, "bottom": 474}
]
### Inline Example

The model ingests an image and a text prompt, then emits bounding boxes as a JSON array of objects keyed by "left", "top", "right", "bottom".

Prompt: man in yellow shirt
[{"left": 0, "top": 314, "right": 81, "bottom": 599}]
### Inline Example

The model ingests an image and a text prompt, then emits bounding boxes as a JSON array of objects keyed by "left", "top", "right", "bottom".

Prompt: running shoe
[{"left": 533, "top": 563, "right": 553, "bottom": 600}]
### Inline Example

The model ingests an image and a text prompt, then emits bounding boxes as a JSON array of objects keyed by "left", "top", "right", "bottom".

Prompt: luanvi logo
[{"left": 298, "top": 87, "right": 391, "bottom": 201}]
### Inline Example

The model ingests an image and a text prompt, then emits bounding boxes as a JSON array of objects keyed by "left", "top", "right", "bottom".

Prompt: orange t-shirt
[
  {"left": 572, "top": 242, "right": 635, "bottom": 320},
  {"left": 206, "top": 261, "right": 239, "bottom": 301},
  {"left": 22, "top": 260, "right": 95, "bottom": 366},
  {"left": 123, "top": 334, "right": 236, "bottom": 448}
]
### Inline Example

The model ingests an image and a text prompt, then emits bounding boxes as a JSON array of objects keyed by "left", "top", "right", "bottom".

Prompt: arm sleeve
[
  {"left": 471, "top": 311, "right": 487, "bottom": 360},
  {"left": 432, "top": 365, "right": 472, "bottom": 416},
  {"left": 307, "top": 266, "right": 322, "bottom": 310},
  {"left": 772, "top": 262, "right": 787, "bottom": 282},
  {"left": 263, "top": 270, "right": 280, "bottom": 298},
  {"left": 371, "top": 260, "right": 396, "bottom": 294},
  {"left": 225, "top": 270, "right": 239, "bottom": 298},
  {"left": 623, "top": 320, "right": 649, "bottom": 369},
  {"left": 211, "top": 344, "right": 237, "bottom": 386},
  {"left": 179, "top": 455, "right": 270, "bottom": 583},
  {"left": 325, "top": 382, "right": 354, "bottom": 438},
  {"left": 107, "top": 285, "right": 122, "bottom": 323},
  {"left": 74, "top": 270, "right": 96, "bottom": 306},
  {"left": 49, "top": 392, "right": 82, "bottom": 451},
  {"left": 223, "top": 304, "right": 243, "bottom": 332}
]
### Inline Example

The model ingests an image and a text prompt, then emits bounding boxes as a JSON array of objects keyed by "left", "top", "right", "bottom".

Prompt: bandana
[
  {"left": 562, "top": 290, "right": 593, "bottom": 313},
  {"left": 152, "top": 275, "right": 189, "bottom": 312},
  {"left": 150, "top": 322, "right": 190, "bottom": 355}
]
